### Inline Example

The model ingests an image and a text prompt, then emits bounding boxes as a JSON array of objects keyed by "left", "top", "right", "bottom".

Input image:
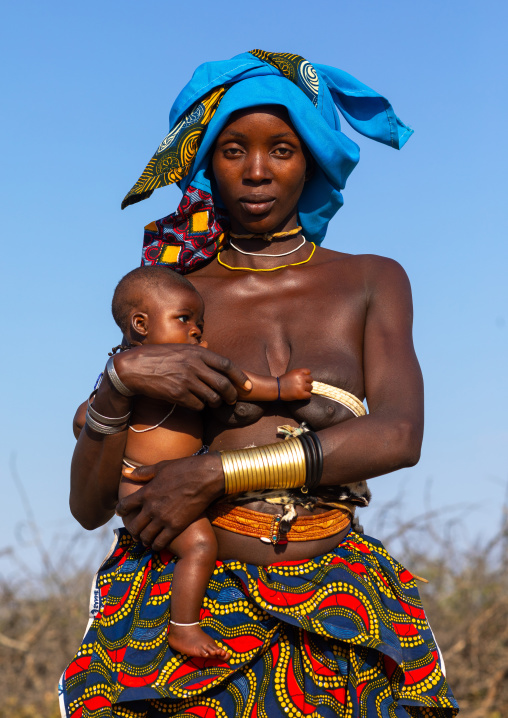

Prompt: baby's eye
[{"left": 177, "top": 315, "right": 189, "bottom": 323}]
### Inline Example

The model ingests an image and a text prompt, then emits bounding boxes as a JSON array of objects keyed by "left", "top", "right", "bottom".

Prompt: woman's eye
[
  {"left": 273, "top": 147, "right": 292, "bottom": 157},
  {"left": 223, "top": 147, "right": 243, "bottom": 157}
]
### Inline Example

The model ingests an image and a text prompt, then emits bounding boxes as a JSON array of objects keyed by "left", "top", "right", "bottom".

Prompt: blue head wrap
[{"left": 124, "top": 51, "right": 412, "bottom": 273}]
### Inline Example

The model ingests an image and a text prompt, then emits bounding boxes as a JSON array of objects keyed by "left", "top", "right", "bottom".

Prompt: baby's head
[{"left": 112, "top": 266, "right": 205, "bottom": 346}]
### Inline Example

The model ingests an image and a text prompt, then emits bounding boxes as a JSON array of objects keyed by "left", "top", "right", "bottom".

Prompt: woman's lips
[{"left": 239, "top": 196, "right": 276, "bottom": 215}]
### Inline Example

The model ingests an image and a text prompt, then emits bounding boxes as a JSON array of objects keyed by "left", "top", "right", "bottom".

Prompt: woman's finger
[
  {"left": 198, "top": 351, "right": 250, "bottom": 403},
  {"left": 186, "top": 378, "right": 224, "bottom": 408},
  {"left": 116, "top": 491, "right": 144, "bottom": 517},
  {"left": 126, "top": 463, "right": 158, "bottom": 482},
  {"left": 121, "top": 509, "right": 152, "bottom": 541},
  {"left": 193, "top": 367, "right": 242, "bottom": 406},
  {"left": 150, "top": 528, "right": 177, "bottom": 552},
  {"left": 139, "top": 519, "right": 164, "bottom": 548}
]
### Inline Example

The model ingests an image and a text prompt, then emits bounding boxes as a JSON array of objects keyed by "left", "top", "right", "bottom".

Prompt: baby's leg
[{"left": 167, "top": 517, "right": 230, "bottom": 660}]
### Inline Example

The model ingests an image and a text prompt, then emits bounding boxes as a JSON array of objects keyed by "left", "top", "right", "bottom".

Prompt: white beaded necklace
[{"left": 229, "top": 236, "right": 307, "bottom": 257}]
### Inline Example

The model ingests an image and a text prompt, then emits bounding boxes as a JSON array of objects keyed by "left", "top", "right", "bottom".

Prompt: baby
[{"left": 86, "top": 266, "right": 313, "bottom": 659}]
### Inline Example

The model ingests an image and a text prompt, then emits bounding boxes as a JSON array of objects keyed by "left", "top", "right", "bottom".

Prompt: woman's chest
[{"left": 198, "top": 270, "right": 367, "bottom": 393}]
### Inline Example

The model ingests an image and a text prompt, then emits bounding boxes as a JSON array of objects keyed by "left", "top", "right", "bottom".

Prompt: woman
[{"left": 62, "top": 52, "right": 458, "bottom": 717}]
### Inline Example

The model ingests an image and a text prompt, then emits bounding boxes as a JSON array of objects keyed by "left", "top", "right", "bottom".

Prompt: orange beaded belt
[{"left": 208, "top": 503, "right": 352, "bottom": 545}]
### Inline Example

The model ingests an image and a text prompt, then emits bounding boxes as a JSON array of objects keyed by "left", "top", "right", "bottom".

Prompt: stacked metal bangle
[
  {"left": 85, "top": 395, "right": 131, "bottom": 435},
  {"left": 220, "top": 431, "right": 323, "bottom": 495},
  {"left": 84, "top": 358, "right": 133, "bottom": 435}
]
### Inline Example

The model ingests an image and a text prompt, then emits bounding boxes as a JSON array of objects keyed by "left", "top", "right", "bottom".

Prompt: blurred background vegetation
[{"left": 1, "top": 478, "right": 507, "bottom": 718}]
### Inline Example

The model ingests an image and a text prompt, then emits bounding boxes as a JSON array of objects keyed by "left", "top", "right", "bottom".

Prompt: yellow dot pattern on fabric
[{"left": 61, "top": 529, "right": 459, "bottom": 717}]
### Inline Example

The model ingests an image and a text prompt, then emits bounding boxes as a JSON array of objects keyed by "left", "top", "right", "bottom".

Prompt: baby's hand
[{"left": 279, "top": 369, "right": 313, "bottom": 401}]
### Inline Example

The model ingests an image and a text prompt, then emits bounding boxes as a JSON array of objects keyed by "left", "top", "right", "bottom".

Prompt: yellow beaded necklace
[{"left": 217, "top": 241, "right": 316, "bottom": 273}]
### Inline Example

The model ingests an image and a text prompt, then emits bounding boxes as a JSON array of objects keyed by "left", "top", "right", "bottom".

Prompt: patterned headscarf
[{"left": 123, "top": 51, "right": 413, "bottom": 274}]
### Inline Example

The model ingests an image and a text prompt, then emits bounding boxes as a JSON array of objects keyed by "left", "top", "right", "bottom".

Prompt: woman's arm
[
  {"left": 70, "top": 344, "right": 249, "bottom": 530},
  {"left": 318, "top": 256, "right": 424, "bottom": 485}
]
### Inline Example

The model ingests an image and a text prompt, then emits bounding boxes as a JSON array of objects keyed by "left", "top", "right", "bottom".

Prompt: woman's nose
[{"left": 243, "top": 151, "right": 271, "bottom": 183}]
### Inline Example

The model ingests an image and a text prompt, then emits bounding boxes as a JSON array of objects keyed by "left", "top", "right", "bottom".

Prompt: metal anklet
[{"left": 169, "top": 620, "right": 200, "bottom": 626}]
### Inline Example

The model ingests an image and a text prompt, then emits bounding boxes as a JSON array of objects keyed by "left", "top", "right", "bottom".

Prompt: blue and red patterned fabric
[
  {"left": 141, "top": 186, "right": 229, "bottom": 275},
  {"left": 59, "top": 529, "right": 458, "bottom": 717}
]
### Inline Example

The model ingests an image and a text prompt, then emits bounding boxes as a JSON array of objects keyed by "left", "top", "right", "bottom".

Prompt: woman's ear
[{"left": 131, "top": 312, "right": 149, "bottom": 338}]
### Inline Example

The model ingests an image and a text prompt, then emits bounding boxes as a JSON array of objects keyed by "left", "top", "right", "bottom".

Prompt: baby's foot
[{"left": 168, "top": 623, "right": 231, "bottom": 660}]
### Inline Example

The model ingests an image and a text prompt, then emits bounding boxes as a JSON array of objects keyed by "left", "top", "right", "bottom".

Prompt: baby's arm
[
  {"left": 237, "top": 368, "right": 313, "bottom": 402},
  {"left": 73, "top": 400, "right": 88, "bottom": 439}
]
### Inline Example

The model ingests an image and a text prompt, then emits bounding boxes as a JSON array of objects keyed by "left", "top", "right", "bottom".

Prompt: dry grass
[
  {"left": 0, "top": 570, "right": 91, "bottom": 718},
  {"left": 1, "top": 481, "right": 506, "bottom": 717},
  {"left": 370, "top": 492, "right": 508, "bottom": 718}
]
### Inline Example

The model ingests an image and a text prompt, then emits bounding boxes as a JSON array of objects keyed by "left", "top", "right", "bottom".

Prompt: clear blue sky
[{"left": 2, "top": 0, "right": 507, "bottom": 576}]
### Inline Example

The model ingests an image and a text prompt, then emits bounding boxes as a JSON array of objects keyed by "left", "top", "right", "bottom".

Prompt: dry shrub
[
  {"left": 0, "top": 568, "right": 92, "bottom": 718},
  {"left": 0, "top": 459, "right": 110, "bottom": 718},
  {"left": 370, "top": 492, "right": 508, "bottom": 718}
]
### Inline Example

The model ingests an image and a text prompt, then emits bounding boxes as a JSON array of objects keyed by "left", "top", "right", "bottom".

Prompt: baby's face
[{"left": 143, "top": 286, "right": 205, "bottom": 345}]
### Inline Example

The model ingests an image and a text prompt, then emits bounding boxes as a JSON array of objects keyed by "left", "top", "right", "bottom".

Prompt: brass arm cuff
[{"left": 220, "top": 437, "right": 306, "bottom": 494}]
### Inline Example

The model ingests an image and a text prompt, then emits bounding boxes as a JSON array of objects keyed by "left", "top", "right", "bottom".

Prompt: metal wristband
[
  {"left": 300, "top": 430, "right": 323, "bottom": 493},
  {"left": 87, "top": 399, "right": 131, "bottom": 427},
  {"left": 298, "top": 431, "right": 314, "bottom": 494},
  {"left": 106, "top": 355, "right": 135, "bottom": 397},
  {"left": 85, "top": 408, "right": 128, "bottom": 435},
  {"left": 220, "top": 437, "right": 306, "bottom": 495}
]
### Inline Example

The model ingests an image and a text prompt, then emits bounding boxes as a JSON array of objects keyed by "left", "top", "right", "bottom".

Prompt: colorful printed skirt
[{"left": 59, "top": 529, "right": 458, "bottom": 718}]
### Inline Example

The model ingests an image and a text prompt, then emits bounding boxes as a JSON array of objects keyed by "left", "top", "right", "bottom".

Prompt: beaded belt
[{"left": 208, "top": 503, "right": 352, "bottom": 545}]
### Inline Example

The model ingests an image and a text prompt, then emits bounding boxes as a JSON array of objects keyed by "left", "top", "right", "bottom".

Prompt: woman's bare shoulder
[{"left": 314, "top": 246, "right": 410, "bottom": 284}]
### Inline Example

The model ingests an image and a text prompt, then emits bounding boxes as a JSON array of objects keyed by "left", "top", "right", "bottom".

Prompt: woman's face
[{"left": 212, "top": 106, "right": 308, "bottom": 235}]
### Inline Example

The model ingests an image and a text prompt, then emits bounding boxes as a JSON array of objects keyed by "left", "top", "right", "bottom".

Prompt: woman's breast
[
  {"left": 208, "top": 390, "right": 358, "bottom": 433},
  {"left": 200, "top": 273, "right": 366, "bottom": 439},
  {"left": 204, "top": 352, "right": 364, "bottom": 451}
]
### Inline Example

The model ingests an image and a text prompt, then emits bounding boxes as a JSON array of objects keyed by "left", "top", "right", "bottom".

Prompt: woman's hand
[
  {"left": 114, "top": 344, "right": 250, "bottom": 409},
  {"left": 116, "top": 451, "right": 224, "bottom": 551}
]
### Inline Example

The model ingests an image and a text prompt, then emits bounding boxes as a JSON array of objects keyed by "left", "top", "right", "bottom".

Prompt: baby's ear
[
  {"left": 199, "top": 340, "right": 209, "bottom": 348},
  {"left": 131, "top": 312, "right": 149, "bottom": 337}
]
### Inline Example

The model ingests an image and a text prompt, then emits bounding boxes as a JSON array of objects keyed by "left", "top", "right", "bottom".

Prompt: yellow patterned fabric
[{"left": 122, "top": 88, "right": 226, "bottom": 209}]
